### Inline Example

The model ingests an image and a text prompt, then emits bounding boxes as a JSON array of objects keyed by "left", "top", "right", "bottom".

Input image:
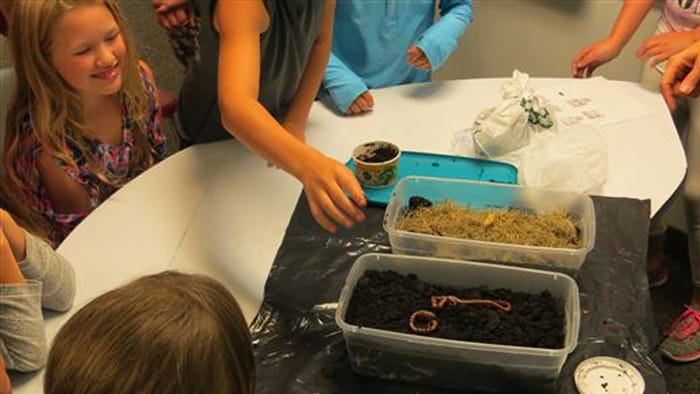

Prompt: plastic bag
[
  {"left": 453, "top": 124, "right": 608, "bottom": 195},
  {"left": 470, "top": 70, "right": 557, "bottom": 157},
  {"left": 516, "top": 126, "right": 608, "bottom": 194}
]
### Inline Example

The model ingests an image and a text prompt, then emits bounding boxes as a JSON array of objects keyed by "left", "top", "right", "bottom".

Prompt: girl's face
[{"left": 50, "top": 4, "right": 126, "bottom": 101}]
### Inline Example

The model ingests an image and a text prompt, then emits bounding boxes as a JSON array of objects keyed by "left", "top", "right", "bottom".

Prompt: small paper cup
[{"left": 352, "top": 141, "right": 401, "bottom": 188}]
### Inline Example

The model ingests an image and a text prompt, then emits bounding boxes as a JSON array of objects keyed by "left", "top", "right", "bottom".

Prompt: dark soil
[
  {"left": 345, "top": 270, "right": 566, "bottom": 349},
  {"left": 408, "top": 196, "right": 433, "bottom": 210},
  {"left": 357, "top": 146, "right": 398, "bottom": 163}
]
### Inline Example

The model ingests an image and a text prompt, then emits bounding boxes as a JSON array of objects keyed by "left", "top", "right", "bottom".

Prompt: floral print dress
[{"left": 13, "top": 66, "right": 169, "bottom": 244}]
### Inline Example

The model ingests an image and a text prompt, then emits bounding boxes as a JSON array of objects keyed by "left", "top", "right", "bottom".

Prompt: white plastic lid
[{"left": 574, "top": 356, "right": 645, "bottom": 394}]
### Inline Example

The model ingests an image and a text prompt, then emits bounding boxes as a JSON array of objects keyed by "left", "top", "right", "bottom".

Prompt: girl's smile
[{"left": 91, "top": 60, "right": 120, "bottom": 81}]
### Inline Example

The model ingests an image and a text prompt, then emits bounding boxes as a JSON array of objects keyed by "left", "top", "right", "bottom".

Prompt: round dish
[{"left": 574, "top": 356, "right": 644, "bottom": 394}]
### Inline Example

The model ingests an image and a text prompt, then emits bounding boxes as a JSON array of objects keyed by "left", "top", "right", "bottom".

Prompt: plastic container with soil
[
  {"left": 383, "top": 176, "right": 596, "bottom": 272},
  {"left": 335, "top": 253, "right": 581, "bottom": 393}
]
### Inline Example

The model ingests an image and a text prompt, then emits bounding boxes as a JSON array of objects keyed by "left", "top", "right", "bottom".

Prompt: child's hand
[
  {"left": 346, "top": 91, "right": 374, "bottom": 116},
  {"left": 407, "top": 44, "right": 432, "bottom": 70},
  {"left": 661, "top": 43, "right": 700, "bottom": 111},
  {"left": 571, "top": 38, "right": 621, "bottom": 78},
  {"left": 298, "top": 151, "right": 366, "bottom": 233},
  {"left": 152, "top": 0, "right": 195, "bottom": 29},
  {"left": 637, "top": 31, "right": 697, "bottom": 67}
]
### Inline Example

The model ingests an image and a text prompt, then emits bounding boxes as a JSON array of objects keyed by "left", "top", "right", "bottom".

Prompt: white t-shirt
[{"left": 659, "top": 0, "right": 700, "bottom": 33}]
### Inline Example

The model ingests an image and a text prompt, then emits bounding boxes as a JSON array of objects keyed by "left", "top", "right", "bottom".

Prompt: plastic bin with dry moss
[{"left": 383, "top": 177, "right": 596, "bottom": 271}]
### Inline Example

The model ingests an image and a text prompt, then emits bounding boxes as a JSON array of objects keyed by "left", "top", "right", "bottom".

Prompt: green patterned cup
[{"left": 352, "top": 141, "right": 401, "bottom": 188}]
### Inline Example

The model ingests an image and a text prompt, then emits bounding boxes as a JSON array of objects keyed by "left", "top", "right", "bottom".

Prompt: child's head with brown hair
[
  {"left": 44, "top": 271, "right": 255, "bottom": 394},
  {"left": 4, "top": 0, "right": 155, "bottom": 190}
]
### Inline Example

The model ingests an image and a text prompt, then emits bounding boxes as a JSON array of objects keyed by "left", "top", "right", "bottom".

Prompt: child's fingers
[
  {"left": 415, "top": 56, "right": 430, "bottom": 69},
  {"left": 355, "top": 92, "right": 373, "bottom": 112},
  {"left": 638, "top": 45, "right": 661, "bottom": 63},
  {"left": 328, "top": 181, "right": 365, "bottom": 223},
  {"left": 307, "top": 196, "right": 337, "bottom": 233},
  {"left": 316, "top": 188, "right": 355, "bottom": 229},
  {"left": 361, "top": 91, "right": 374, "bottom": 107},
  {"left": 156, "top": 14, "right": 171, "bottom": 29},
  {"left": 585, "top": 64, "right": 597, "bottom": 79},
  {"left": 173, "top": 8, "right": 189, "bottom": 25},
  {"left": 407, "top": 45, "right": 421, "bottom": 62},
  {"left": 166, "top": 12, "right": 180, "bottom": 27},
  {"left": 571, "top": 46, "right": 593, "bottom": 77},
  {"left": 338, "top": 169, "right": 367, "bottom": 209},
  {"left": 355, "top": 97, "right": 370, "bottom": 112}
]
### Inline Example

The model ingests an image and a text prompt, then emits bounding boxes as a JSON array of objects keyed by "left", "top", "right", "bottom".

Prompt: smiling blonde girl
[{"left": 4, "top": 0, "right": 170, "bottom": 244}]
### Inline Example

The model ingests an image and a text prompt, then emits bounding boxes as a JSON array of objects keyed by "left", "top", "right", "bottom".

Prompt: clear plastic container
[
  {"left": 336, "top": 253, "right": 581, "bottom": 393},
  {"left": 383, "top": 176, "right": 596, "bottom": 272}
]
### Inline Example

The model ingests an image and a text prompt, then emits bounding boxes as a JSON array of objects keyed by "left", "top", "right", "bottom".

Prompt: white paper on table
[{"left": 538, "top": 77, "right": 654, "bottom": 130}]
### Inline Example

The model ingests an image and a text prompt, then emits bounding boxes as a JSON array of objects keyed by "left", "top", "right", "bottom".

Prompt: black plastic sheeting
[{"left": 250, "top": 195, "right": 666, "bottom": 394}]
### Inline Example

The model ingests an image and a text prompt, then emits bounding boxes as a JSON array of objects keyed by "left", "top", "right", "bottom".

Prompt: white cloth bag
[{"left": 471, "top": 70, "right": 557, "bottom": 157}]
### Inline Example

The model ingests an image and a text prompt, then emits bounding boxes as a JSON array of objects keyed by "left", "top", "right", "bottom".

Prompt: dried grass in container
[{"left": 396, "top": 200, "right": 581, "bottom": 248}]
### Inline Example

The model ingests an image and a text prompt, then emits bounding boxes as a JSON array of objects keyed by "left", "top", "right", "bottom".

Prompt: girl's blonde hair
[
  {"left": 45, "top": 271, "right": 256, "bottom": 394},
  {"left": 4, "top": 0, "right": 154, "bottom": 192}
]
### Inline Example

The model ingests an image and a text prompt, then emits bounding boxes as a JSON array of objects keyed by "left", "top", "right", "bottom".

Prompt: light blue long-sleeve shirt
[{"left": 320, "top": 0, "right": 472, "bottom": 113}]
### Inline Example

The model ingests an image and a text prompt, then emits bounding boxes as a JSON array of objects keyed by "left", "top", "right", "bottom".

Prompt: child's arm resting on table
[
  {"left": 215, "top": 0, "right": 365, "bottom": 233},
  {"left": 321, "top": 52, "right": 372, "bottom": 115},
  {"left": 0, "top": 228, "right": 47, "bottom": 372},
  {"left": 413, "top": 0, "right": 472, "bottom": 71}
]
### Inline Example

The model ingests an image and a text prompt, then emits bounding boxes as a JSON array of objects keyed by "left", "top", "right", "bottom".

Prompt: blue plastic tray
[{"left": 345, "top": 151, "right": 518, "bottom": 206}]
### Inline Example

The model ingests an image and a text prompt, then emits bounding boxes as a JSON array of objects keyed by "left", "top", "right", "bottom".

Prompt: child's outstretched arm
[
  {"left": 408, "top": 0, "right": 472, "bottom": 71},
  {"left": 216, "top": 0, "right": 366, "bottom": 233},
  {"left": 638, "top": 25, "right": 700, "bottom": 67},
  {"left": 571, "top": 0, "right": 653, "bottom": 78}
]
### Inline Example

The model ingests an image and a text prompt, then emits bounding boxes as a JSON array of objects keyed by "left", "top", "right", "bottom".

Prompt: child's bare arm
[
  {"left": 215, "top": 0, "right": 365, "bottom": 233},
  {"left": 0, "top": 209, "right": 27, "bottom": 263},
  {"left": 638, "top": 24, "right": 700, "bottom": 66},
  {"left": 571, "top": 0, "right": 653, "bottom": 78},
  {"left": 283, "top": 0, "right": 336, "bottom": 139},
  {"left": 0, "top": 226, "right": 24, "bottom": 285}
]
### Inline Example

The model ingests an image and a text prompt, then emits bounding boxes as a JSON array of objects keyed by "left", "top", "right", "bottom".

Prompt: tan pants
[{"left": 641, "top": 62, "right": 700, "bottom": 287}]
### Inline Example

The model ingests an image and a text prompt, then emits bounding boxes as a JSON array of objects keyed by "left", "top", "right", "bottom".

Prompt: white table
[{"left": 13, "top": 78, "right": 685, "bottom": 392}]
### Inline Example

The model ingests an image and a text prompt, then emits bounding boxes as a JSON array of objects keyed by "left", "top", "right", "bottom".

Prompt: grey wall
[
  {"left": 435, "top": 0, "right": 660, "bottom": 81},
  {"left": 1, "top": 1, "right": 661, "bottom": 83}
]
